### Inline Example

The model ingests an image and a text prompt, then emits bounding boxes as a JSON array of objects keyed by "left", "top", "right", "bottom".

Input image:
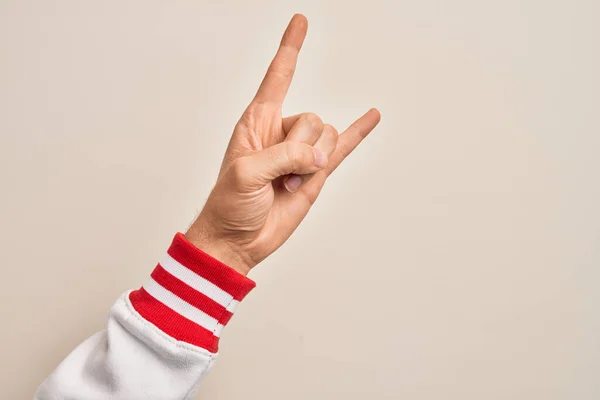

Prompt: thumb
[{"left": 239, "top": 142, "right": 328, "bottom": 189}]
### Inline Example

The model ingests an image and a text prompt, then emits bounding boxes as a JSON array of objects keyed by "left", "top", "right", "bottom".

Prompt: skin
[{"left": 185, "top": 14, "right": 381, "bottom": 275}]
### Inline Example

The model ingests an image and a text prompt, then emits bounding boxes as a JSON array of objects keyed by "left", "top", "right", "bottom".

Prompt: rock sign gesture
[{"left": 186, "top": 14, "right": 381, "bottom": 275}]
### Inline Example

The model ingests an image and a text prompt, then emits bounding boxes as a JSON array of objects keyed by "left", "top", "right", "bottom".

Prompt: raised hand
[{"left": 185, "top": 14, "right": 380, "bottom": 275}]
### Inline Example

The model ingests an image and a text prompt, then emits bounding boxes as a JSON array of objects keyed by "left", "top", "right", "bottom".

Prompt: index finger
[{"left": 253, "top": 14, "right": 308, "bottom": 105}]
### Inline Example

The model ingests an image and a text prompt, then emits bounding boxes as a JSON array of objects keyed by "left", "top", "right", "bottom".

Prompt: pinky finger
[
  {"left": 290, "top": 109, "right": 381, "bottom": 204},
  {"left": 326, "top": 108, "right": 381, "bottom": 175}
]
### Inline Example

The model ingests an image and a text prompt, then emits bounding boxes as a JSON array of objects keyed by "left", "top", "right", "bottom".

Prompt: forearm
[{"left": 35, "top": 233, "right": 255, "bottom": 400}]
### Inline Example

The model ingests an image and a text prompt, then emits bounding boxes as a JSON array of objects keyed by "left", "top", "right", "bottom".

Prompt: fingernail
[
  {"left": 284, "top": 174, "right": 303, "bottom": 192},
  {"left": 313, "top": 148, "right": 328, "bottom": 168}
]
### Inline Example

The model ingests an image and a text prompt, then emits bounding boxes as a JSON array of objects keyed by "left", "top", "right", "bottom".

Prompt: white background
[{"left": 1, "top": 1, "right": 599, "bottom": 398}]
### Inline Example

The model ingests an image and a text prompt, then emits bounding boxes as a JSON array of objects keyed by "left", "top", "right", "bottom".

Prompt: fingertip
[
  {"left": 369, "top": 108, "right": 382, "bottom": 122},
  {"left": 284, "top": 174, "right": 303, "bottom": 193},
  {"left": 281, "top": 14, "right": 308, "bottom": 50},
  {"left": 292, "top": 13, "right": 308, "bottom": 29},
  {"left": 313, "top": 147, "right": 328, "bottom": 168}
]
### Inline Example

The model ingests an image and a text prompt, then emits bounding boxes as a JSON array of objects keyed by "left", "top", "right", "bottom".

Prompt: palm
[{"left": 224, "top": 107, "right": 312, "bottom": 254}]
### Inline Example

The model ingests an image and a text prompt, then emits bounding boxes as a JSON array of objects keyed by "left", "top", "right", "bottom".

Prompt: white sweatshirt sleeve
[{"left": 35, "top": 233, "right": 256, "bottom": 400}]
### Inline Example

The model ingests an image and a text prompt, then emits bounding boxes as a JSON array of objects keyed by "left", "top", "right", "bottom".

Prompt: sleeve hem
[{"left": 129, "top": 233, "right": 256, "bottom": 352}]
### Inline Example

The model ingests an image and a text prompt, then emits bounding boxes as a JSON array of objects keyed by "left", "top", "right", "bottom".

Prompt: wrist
[{"left": 185, "top": 221, "right": 254, "bottom": 276}]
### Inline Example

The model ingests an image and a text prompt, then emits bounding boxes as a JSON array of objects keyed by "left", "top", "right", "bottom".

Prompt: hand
[{"left": 185, "top": 14, "right": 380, "bottom": 275}]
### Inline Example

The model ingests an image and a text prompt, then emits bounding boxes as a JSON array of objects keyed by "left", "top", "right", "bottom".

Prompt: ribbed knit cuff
[{"left": 129, "top": 233, "right": 256, "bottom": 352}]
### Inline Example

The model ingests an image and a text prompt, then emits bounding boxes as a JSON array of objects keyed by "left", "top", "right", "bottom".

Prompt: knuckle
[
  {"left": 324, "top": 123, "right": 339, "bottom": 136},
  {"left": 285, "top": 141, "right": 311, "bottom": 170},
  {"left": 282, "top": 141, "right": 297, "bottom": 169},
  {"left": 240, "top": 105, "right": 257, "bottom": 123},
  {"left": 302, "top": 112, "right": 324, "bottom": 132},
  {"left": 340, "top": 141, "right": 353, "bottom": 157},
  {"left": 228, "top": 158, "right": 249, "bottom": 184},
  {"left": 300, "top": 145, "right": 314, "bottom": 167},
  {"left": 269, "top": 61, "right": 294, "bottom": 80},
  {"left": 323, "top": 124, "right": 339, "bottom": 143}
]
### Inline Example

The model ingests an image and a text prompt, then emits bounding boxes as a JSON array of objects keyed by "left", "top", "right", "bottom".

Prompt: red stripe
[
  {"left": 129, "top": 288, "right": 219, "bottom": 352},
  {"left": 219, "top": 309, "right": 232, "bottom": 325},
  {"left": 168, "top": 233, "right": 256, "bottom": 301},
  {"left": 151, "top": 264, "right": 233, "bottom": 324}
]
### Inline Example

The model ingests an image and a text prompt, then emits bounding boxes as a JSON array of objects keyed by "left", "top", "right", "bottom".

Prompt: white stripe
[
  {"left": 159, "top": 254, "right": 234, "bottom": 307},
  {"left": 143, "top": 277, "right": 224, "bottom": 336},
  {"left": 226, "top": 300, "right": 239, "bottom": 313},
  {"left": 213, "top": 324, "right": 224, "bottom": 337}
]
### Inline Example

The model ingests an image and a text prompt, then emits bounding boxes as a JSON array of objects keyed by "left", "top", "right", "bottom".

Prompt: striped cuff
[{"left": 129, "top": 233, "right": 256, "bottom": 352}]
